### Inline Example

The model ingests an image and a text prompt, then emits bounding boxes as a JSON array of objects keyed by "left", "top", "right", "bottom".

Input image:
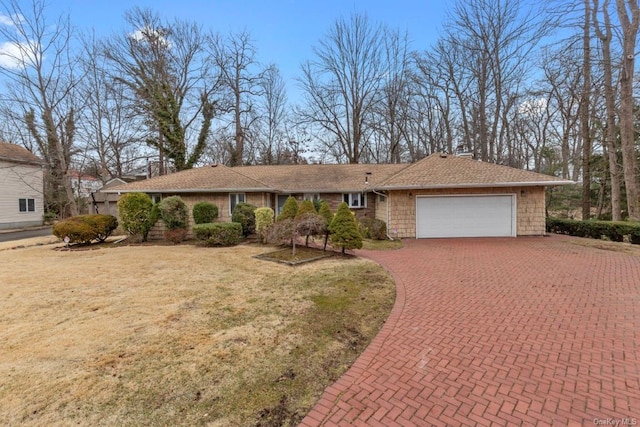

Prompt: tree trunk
[
  {"left": 616, "top": 0, "right": 640, "bottom": 220},
  {"left": 580, "top": 0, "right": 592, "bottom": 220},
  {"left": 594, "top": 0, "right": 622, "bottom": 220}
]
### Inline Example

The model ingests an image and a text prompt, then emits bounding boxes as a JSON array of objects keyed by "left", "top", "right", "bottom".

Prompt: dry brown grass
[{"left": 0, "top": 240, "right": 394, "bottom": 426}]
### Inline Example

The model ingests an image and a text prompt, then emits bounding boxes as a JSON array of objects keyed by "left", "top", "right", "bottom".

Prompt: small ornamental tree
[
  {"left": 295, "top": 199, "right": 320, "bottom": 246},
  {"left": 296, "top": 212, "right": 326, "bottom": 247},
  {"left": 192, "top": 201, "right": 218, "bottom": 224},
  {"left": 232, "top": 202, "right": 257, "bottom": 236},
  {"left": 277, "top": 196, "right": 298, "bottom": 221},
  {"left": 255, "top": 207, "right": 274, "bottom": 243},
  {"left": 117, "top": 192, "right": 157, "bottom": 241},
  {"left": 158, "top": 196, "right": 189, "bottom": 243},
  {"left": 318, "top": 201, "right": 334, "bottom": 251},
  {"left": 267, "top": 218, "right": 298, "bottom": 254},
  {"left": 329, "top": 202, "right": 363, "bottom": 255}
]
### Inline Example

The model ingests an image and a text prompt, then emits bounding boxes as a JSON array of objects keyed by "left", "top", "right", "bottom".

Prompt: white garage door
[{"left": 416, "top": 195, "right": 516, "bottom": 238}]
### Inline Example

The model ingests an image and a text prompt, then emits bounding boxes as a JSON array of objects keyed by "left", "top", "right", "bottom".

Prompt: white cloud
[
  {"left": 0, "top": 40, "right": 37, "bottom": 70},
  {"left": 0, "top": 13, "right": 23, "bottom": 27},
  {"left": 129, "top": 26, "right": 171, "bottom": 49}
]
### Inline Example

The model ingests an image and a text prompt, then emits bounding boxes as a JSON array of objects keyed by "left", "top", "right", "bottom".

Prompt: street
[{"left": 0, "top": 227, "right": 52, "bottom": 243}]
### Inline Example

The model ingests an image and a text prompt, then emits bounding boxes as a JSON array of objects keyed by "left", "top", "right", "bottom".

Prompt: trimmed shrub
[
  {"left": 359, "top": 218, "right": 387, "bottom": 240},
  {"left": 232, "top": 202, "right": 257, "bottom": 236},
  {"left": 158, "top": 196, "right": 189, "bottom": 229},
  {"left": 192, "top": 201, "right": 218, "bottom": 224},
  {"left": 84, "top": 214, "right": 119, "bottom": 242},
  {"left": 329, "top": 202, "right": 363, "bottom": 254},
  {"left": 296, "top": 199, "right": 317, "bottom": 219},
  {"left": 164, "top": 228, "right": 188, "bottom": 244},
  {"left": 318, "top": 201, "right": 334, "bottom": 251},
  {"left": 546, "top": 217, "right": 640, "bottom": 244},
  {"left": 277, "top": 196, "right": 298, "bottom": 221},
  {"left": 193, "top": 222, "right": 242, "bottom": 246},
  {"left": 117, "top": 192, "right": 157, "bottom": 241},
  {"left": 255, "top": 207, "right": 274, "bottom": 243},
  {"left": 318, "top": 201, "right": 333, "bottom": 225},
  {"left": 52, "top": 214, "right": 118, "bottom": 244}
]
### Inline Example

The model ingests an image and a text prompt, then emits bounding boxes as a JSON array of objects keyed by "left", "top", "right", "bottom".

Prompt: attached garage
[{"left": 416, "top": 194, "right": 516, "bottom": 238}]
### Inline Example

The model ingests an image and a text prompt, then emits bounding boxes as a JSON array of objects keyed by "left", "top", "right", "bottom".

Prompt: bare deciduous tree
[
  {"left": 593, "top": 0, "right": 622, "bottom": 220},
  {"left": 103, "top": 8, "right": 216, "bottom": 171},
  {"left": 256, "top": 64, "right": 288, "bottom": 164},
  {"left": 78, "top": 35, "right": 148, "bottom": 180},
  {"left": 211, "top": 31, "right": 264, "bottom": 166},
  {"left": 0, "top": 0, "right": 79, "bottom": 217},
  {"left": 615, "top": 0, "right": 640, "bottom": 220},
  {"left": 298, "top": 13, "right": 385, "bottom": 164}
]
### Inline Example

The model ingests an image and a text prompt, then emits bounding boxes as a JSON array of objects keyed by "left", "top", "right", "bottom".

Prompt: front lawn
[{"left": 0, "top": 243, "right": 395, "bottom": 426}]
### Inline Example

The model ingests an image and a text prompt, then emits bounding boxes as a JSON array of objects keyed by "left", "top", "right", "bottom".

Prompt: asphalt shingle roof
[
  {"left": 104, "top": 154, "right": 572, "bottom": 194},
  {"left": 0, "top": 142, "right": 43, "bottom": 165},
  {"left": 380, "top": 154, "right": 572, "bottom": 189},
  {"left": 106, "top": 164, "right": 272, "bottom": 193}
]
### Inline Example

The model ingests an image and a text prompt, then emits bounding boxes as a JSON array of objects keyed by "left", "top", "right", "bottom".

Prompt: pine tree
[
  {"left": 318, "top": 201, "right": 334, "bottom": 251},
  {"left": 295, "top": 199, "right": 317, "bottom": 219},
  {"left": 277, "top": 196, "right": 298, "bottom": 221},
  {"left": 329, "top": 202, "right": 363, "bottom": 255}
]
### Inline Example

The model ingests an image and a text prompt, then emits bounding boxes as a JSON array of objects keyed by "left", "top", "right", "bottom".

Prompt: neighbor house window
[
  {"left": 343, "top": 193, "right": 366, "bottom": 209},
  {"left": 303, "top": 193, "right": 320, "bottom": 202},
  {"left": 229, "top": 193, "right": 245, "bottom": 214},
  {"left": 19, "top": 198, "right": 35, "bottom": 213},
  {"left": 150, "top": 194, "right": 162, "bottom": 204}
]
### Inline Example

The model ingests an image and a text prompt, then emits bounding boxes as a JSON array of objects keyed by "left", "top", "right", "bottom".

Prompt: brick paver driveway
[{"left": 301, "top": 236, "right": 640, "bottom": 426}]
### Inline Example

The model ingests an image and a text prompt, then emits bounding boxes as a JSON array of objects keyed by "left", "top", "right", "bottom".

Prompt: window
[
  {"left": 229, "top": 193, "right": 245, "bottom": 214},
  {"left": 150, "top": 194, "right": 162, "bottom": 204},
  {"left": 303, "top": 193, "right": 320, "bottom": 202},
  {"left": 19, "top": 198, "right": 36, "bottom": 213},
  {"left": 343, "top": 193, "right": 366, "bottom": 209}
]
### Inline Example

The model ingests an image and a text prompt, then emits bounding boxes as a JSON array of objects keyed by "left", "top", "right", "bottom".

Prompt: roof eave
[
  {"left": 377, "top": 181, "right": 575, "bottom": 191},
  {"left": 0, "top": 156, "right": 45, "bottom": 166},
  {"left": 101, "top": 187, "right": 274, "bottom": 194}
]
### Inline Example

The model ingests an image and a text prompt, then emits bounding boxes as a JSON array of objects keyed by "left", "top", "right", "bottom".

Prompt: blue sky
[{"left": 50, "top": 0, "right": 450, "bottom": 99}]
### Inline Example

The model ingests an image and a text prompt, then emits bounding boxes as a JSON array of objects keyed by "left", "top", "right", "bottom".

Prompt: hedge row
[
  {"left": 52, "top": 214, "right": 118, "bottom": 244},
  {"left": 546, "top": 217, "right": 640, "bottom": 244},
  {"left": 193, "top": 222, "right": 243, "bottom": 246}
]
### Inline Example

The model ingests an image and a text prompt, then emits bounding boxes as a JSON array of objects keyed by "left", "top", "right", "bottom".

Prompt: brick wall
[
  {"left": 385, "top": 187, "right": 547, "bottom": 238},
  {"left": 149, "top": 192, "right": 270, "bottom": 240}
]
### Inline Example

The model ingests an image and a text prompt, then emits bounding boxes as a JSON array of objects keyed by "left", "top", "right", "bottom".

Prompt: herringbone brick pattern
[{"left": 300, "top": 236, "right": 640, "bottom": 426}]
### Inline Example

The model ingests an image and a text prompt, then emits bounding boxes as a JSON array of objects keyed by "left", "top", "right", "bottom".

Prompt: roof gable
[
  {"left": 380, "top": 153, "right": 573, "bottom": 189},
  {"left": 0, "top": 142, "right": 42, "bottom": 166}
]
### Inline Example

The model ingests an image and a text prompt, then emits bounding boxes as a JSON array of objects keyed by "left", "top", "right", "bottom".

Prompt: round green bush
[
  {"left": 192, "top": 201, "right": 218, "bottom": 224},
  {"left": 117, "top": 192, "right": 157, "bottom": 240},
  {"left": 158, "top": 196, "right": 189, "bottom": 230},
  {"left": 232, "top": 202, "right": 257, "bottom": 236}
]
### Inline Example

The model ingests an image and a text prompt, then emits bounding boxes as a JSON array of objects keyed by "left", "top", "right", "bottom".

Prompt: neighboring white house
[{"left": 0, "top": 142, "right": 45, "bottom": 230}]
